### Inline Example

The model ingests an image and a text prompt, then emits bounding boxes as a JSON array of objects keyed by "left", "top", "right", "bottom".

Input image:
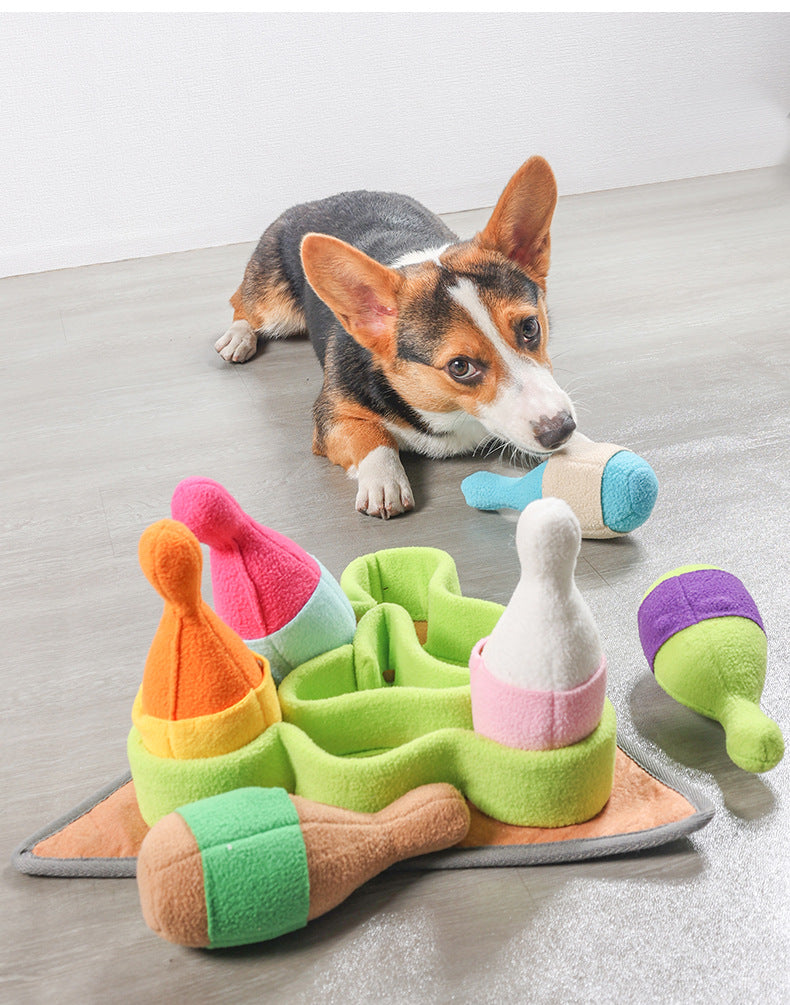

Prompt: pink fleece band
[{"left": 469, "top": 639, "right": 607, "bottom": 751}]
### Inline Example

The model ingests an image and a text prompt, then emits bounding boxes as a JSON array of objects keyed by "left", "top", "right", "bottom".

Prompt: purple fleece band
[{"left": 638, "top": 568, "right": 764, "bottom": 671}]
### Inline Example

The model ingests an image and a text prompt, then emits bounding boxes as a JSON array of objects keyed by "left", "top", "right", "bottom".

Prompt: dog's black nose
[{"left": 533, "top": 411, "right": 576, "bottom": 450}]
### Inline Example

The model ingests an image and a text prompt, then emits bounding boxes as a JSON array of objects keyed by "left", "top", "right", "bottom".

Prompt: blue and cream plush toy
[{"left": 462, "top": 433, "right": 658, "bottom": 538}]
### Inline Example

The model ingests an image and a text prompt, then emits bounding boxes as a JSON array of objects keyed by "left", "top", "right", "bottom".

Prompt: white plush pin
[{"left": 469, "top": 498, "right": 607, "bottom": 750}]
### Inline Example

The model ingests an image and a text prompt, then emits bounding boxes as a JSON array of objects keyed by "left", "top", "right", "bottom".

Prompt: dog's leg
[
  {"left": 354, "top": 445, "right": 414, "bottom": 519},
  {"left": 317, "top": 409, "right": 414, "bottom": 519},
  {"left": 215, "top": 285, "right": 306, "bottom": 363},
  {"left": 215, "top": 317, "right": 258, "bottom": 363},
  {"left": 216, "top": 226, "right": 307, "bottom": 362}
]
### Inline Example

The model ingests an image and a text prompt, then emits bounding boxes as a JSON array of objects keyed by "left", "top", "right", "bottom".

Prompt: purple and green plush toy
[
  {"left": 462, "top": 433, "right": 658, "bottom": 538},
  {"left": 638, "top": 565, "right": 784, "bottom": 773}
]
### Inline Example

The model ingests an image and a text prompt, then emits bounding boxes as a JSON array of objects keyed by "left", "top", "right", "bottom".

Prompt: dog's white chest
[{"left": 387, "top": 410, "right": 488, "bottom": 458}]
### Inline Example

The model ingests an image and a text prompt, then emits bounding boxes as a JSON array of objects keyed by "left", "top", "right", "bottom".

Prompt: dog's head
[{"left": 300, "top": 156, "right": 575, "bottom": 455}]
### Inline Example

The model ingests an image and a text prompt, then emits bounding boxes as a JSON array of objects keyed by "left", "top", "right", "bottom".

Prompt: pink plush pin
[{"left": 171, "top": 478, "right": 357, "bottom": 684}]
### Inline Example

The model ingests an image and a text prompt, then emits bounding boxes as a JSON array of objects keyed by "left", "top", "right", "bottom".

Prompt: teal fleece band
[
  {"left": 246, "top": 561, "right": 357, "bottom": 684},
  {"left": 177, "top": 787, "right": 309, "bottom": 948}
]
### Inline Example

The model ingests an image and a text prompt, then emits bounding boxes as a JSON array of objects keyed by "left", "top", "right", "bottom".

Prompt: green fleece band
[
  {"left": 269, "top": 702, "right": 618, "bottom": 825},
  {"left": 177, "top": 787, "right": 309, "bottom": 948},
  {"left": 128, "top": 724, "right": 294, "bottom": 825},
  {"left": 130, "top": 700, "right": 616, "bottom": 829}
]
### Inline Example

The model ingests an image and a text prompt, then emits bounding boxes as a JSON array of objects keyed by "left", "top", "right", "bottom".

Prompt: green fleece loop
[
  {"left": 129, "top": 546, "right": 618, "bottom": 829},
  {"left": 340, "top": 546, "right": 504, "bottom": 665},
  {"left": 177, "top": 787, "right": 309, "bottom": 948},
  {"left": 278, "top": 604, "right": 473, "bottom": 754}
]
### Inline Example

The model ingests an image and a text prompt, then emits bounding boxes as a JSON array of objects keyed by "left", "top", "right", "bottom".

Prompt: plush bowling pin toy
[
  {"left": 137, "top": 783, "right": 470, "bottom": 948},
  {"left": 171, "top": 477, "right": 357, "bottom": 684},
  {"left": 638, "top": 565, "right": 784, "bottom": 773},
  {"left": 469, "top": 498, "right": 607, "bottom": 750},
  {"left": 461, "top": 433, "right": 658, "bottom": 538},
  {"left": 133, "top": 519, "right": 281, "bottom": 762}
]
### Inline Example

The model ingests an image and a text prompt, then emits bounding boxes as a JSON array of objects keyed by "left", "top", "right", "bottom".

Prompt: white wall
[{"left": 2, "top": 12, "right": 789, "bottom": 278}]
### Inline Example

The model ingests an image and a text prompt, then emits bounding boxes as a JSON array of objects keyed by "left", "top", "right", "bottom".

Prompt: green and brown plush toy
[{"left": 137, "top": 783, "right": 470, "bottom": 948}]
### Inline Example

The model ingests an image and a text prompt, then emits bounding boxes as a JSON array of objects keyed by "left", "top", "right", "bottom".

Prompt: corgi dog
[{"left": 215, "top": 156, "right": 576, "bottom": 518}]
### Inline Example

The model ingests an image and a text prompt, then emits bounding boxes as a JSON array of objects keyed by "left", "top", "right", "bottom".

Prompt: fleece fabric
[
  {"left": 138, "top": 784, "right": 470, "bottom": 947},
  {"left": 179, "top": 787, "right": 309, "bottom": 948},
  {"left": 480, "top": 499, "right": 603, "bottom": 691},
  {"left": 295, "top": 784, "right": 469, "bottom": 922},
  {"left": 136, "top": 519, "right": 281, "bottom": 759},
  {"left": 171, "top": 476, "right": 320, "bottom": 636},
  {"left": 128, "top": 542, "right": 616, "bottom": 829},
  {"left": 132, "top": 675, "right": 279, "bottom": 761},
  {"left": 340, "top": 546, "right": 503, "bottom": 665},
  {"left": 470, "top": 643, "right": 607, "bottom": 750},
  {"left": 638, "top": 566, "right": 765, "bottom": 669},
  {"left": 246, "top": 561, "right": 357, "bottom": 685},
  {"left": 18, "top": 736, "right": 715, "bottom": 877},
  {"left": 278, "top": 602, "right": 473, "bottom": 754},
  {"left": 639, "top": 566, "right": 783, "bottom": 773},
  {"left": 129, "top": 696, "right": 617, "bottom": 829},
  {"left": 171, "top": 477, "right": 355, "bottom": 683},
  {"left": 461, "top": 434, "right": 658, "bottom": 538}
]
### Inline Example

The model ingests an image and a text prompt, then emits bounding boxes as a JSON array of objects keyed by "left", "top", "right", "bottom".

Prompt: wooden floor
[{"left": 2, "top": 167, "right": 789, "bottom": 1003}]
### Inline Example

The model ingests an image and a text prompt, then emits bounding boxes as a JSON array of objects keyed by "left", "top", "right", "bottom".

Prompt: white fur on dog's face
[{"left": 446, "top": 277, "right": 575, "bottom": 455}]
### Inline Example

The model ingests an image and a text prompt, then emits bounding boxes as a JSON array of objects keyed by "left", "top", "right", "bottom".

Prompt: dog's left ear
[
  {"left": 477, "top": 156, "right": 557, "bottom": 287},
  {"left": 301, "top": 234, "right": 403, "bottom": 357}
]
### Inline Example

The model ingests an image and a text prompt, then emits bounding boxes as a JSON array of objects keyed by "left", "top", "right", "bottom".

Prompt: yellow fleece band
[{"left": 133, "top": 654, "right": 281, "bottom": 759}]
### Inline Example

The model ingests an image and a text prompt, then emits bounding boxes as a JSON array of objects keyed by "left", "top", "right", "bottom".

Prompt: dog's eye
[
  {"left": 516, "top": 317, "right": 541, "bottom": 350},
  {"left": 445, "top": 357, "right": 482, "bottom": 384}
]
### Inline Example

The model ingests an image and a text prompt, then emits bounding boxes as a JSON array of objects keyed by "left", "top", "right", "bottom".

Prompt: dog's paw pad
[{"left": 215, "top": 321, "right": 257, "bottom": 363}]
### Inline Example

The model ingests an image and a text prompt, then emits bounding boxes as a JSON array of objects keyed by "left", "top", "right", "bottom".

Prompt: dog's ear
[
  {"left": 477, "top": 156, "right": 557, "bottom": 287},
  {"left": 301, "top": 234, "right": 403, "bottom": 356}
]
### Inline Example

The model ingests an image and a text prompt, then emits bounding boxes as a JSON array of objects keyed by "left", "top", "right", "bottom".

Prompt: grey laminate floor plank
[{"left": 2, "top": 166, "right": 789, "bottom": 1004}]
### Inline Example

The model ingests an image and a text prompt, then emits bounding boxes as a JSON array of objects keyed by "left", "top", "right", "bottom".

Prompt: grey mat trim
[
  {"left": 12, "top": 771, "right": 138, "bottom": 878},
  {"left": 13, "top": 736, "right": 714, "bottom": 878}
]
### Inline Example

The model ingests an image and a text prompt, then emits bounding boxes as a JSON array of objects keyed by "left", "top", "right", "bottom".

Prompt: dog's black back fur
[{"left": 271, "top": 191, "right": 458, "bottom": 364}]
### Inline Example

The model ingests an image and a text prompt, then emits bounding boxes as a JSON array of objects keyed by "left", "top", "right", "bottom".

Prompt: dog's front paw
[
  {"left": 215, "top": 320, "right": 258, "bottom": 363},
  {"left": 354, "top": 446, "right": 414, "bottom": 519}
]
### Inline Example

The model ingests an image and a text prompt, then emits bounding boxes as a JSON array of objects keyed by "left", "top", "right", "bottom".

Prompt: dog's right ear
[
  {"left": 301, "top": 234, "right": 403, "bottom": 358},
  {"left": 477, "top": 156, "right": 558, "bottom": 288}
]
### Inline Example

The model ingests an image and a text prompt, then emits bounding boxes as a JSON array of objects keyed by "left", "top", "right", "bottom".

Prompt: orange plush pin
[{"left": 132, "top": 519, "right": 281, "bottom": 762}]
